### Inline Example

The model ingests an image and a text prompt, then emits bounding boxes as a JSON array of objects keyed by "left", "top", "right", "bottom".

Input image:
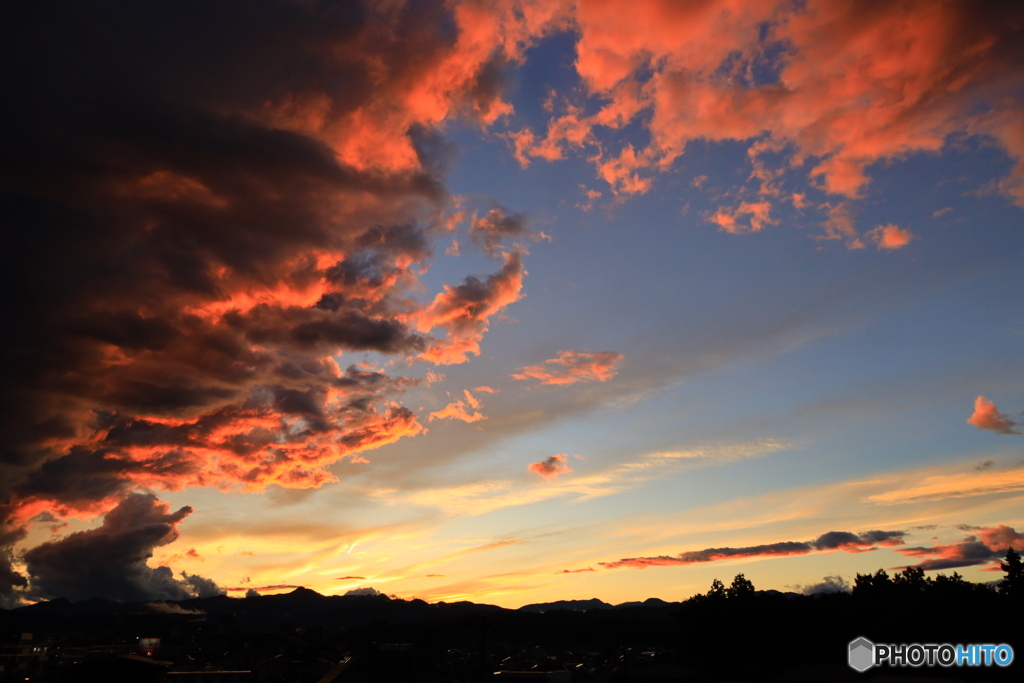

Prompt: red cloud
[
  {"left": 528, "top": 454, "right": 573, "bottom": 479},
  {"left": 417, "top": 251, "right": 526, "bottom": 365},
  {"left": 895, "top": 525, "right": 1024, "bottom": 571},
  {"left": 601, "top": 530, "right": 906, "bottom": 569},
  {"left": 429, "top": 389, "right": 488, "bottom": 423},
  {"left": 708, "top": 201, "right": 777, "bottom": 235},
  {"left": 867, "top": 224, "right": 913, "bottom": 250},
  {"left": 512, "top": 0, "right": 1024, "bottom": 233},
  {"left": 512, "top": 350, "right": 623, "bottom": 386},
  {"left": 967, "top": 396, "right": 1021, "bottom": 435}
]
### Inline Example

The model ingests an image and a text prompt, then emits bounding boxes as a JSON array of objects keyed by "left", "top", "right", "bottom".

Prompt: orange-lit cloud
[
  {"left": 429, "top": 389, "right": 488, "bottom": 423},
  {"left": 1, "top": 0, "right": 560, "bottom": 601},
  {"left": 895, "top": 524, "right": 1024, "bottom": 571},
  {"left": 225, "top": 584, "right": 301, "bottom": 594},
  {"left": 967, "top": 396, "right": 1021, "bottom": 435},
  {"left": 527, "top": 454, "right": 573, "bottom": 479},
  {"left": 512, "top": 350, "right": 623, "bottom": 386},
  {"left": 510, "top": 0, "right": 1024, "bottom": 229},
  {"left": 600, "top": 530, "right": 905, "bottom": 569},
  {"left": 867, "top": 224, "right": 913, "bottom": 250},
  {"left": 866, "top": 465, "right": 1024, "bottom": 505},
  {"left": 418, "top": 251, "right": 526, "bottom": 364},
  {"left": 708, "top": 201, "right": 776, "bottom": 235}
]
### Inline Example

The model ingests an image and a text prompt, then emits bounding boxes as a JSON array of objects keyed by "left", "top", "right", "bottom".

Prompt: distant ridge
[
  {"left": 517, "top": 598, "right": 613, "bottom": 613},
  {"left": 2, "top": 590, "right": 689, "bottom": 630},
  {"left": 612, "top": 597, "right": 670, "bottom": 609},
  {"left": 1, "top": 587, "right": 514, "bottom": 633}
]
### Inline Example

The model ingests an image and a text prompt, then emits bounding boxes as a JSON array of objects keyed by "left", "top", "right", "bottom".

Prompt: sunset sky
[{"left": 2, "top": 0, "right": 1024, "bottom": 609}]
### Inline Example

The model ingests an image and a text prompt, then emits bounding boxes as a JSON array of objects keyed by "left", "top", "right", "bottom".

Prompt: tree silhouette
[
  {"left": 853, "top": 568, "right": 891, "bottom": 599},
  {"left": 892, "top": 565, "right": 928, "bottom": 593},
  {"left": 706, "top": 578, "right": 727, "bottom": 600},
  {"left": 727, "top": 573, "right": 755, "bottom": 599},
  {"left": 999, "top": 547, "right": 1024, "bottom": 596}
]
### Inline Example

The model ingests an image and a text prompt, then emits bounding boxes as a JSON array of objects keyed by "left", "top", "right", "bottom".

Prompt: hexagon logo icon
[{"left": 848, "top": 637, "right": 874, "bottom": 672}]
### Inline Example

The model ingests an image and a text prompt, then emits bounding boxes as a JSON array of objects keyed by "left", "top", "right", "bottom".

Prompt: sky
[{"left": 2, "top": 0, "right": 1023, "bottom": 609}]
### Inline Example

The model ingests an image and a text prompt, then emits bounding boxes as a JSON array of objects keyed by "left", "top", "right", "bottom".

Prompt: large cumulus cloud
[
  {"left": 0, "top": 0, "right": 543, "bottom": 602},
  {"left": 23, "top": 493, "right": 222, "bottom": 603}
]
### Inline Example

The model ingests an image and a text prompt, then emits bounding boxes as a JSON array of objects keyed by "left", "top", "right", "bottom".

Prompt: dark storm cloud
[
  {"left": 0, "top": 0, "right": 532, "bottom": 602},
  {"left": 23, "top": 493, "right": 223, "bottom": 602}
]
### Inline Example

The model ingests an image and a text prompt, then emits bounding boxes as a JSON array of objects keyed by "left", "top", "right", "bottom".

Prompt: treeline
[
  {"left": 672, "top": 548, "right": 1024, "bottom": 680},
  {"left": 687, "top": 547, "right": 1023, "bottom": 603}
]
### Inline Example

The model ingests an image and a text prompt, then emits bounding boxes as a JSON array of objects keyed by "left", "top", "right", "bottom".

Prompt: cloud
[
  {"left": 23, "top": 493, "right": 223, "bottom": 602},
  {"left": 796, "top": 575, "right": 851, "bottom": 595},
  {"left": 866, "top": 466, "right": 1024, "bottom": 505},
  {"left": 867, "top": 224, "right": 913, "bottom": 250},
  {"left": 510, "top": 0, "right": 1024, "bottom": 229},
  {"left": 417, "top": 251, "right": 527, "bottom": 364},
  {"left": 0, "top": 0, "right": 559, "bottom": 599},
  {"left": 895, "top": 524, "right": 1024, "bottom": 571},
  {"left": 557, "top": 567, "right": 596, "bottom": 574},
  {"left": 528, "top": 454, "right": 573, "bottom": 480},
  {"left": 599, "top": 529, "right": 905, "bottom": 569},
  {"left": 226, "top": 584, "right": 301, "bottom": 593},
  {"left": 469, "top": 206, "right": 530, "bottom": 256},
  {"left": 146, "top": 602, "right": 206, "bottom": 615},
  {"left": 967, "top": 396, "right": 1021, "bottom": 434},
  {"left": 707, "top": 201, "right": 776, "bottom": 235},
  {"left": 429, "top": 389, "right": 488, "bottom": 423},
  {"left": 385, "top": 438, "right": 789, "bottom": 517},
  {"left": 512, "top": 350, "right": 623, "bottom": 386},
  {"left": 335, "top": 576, "right": 366, "bottom": 581},
  {"left": 344, "top": 586, "right": 382, "bottom": 596},
  {"left": 182, "top": 571, "right": 225, "bottom": 599}
]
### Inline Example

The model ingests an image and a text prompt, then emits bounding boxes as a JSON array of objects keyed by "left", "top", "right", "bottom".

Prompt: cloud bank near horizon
[{"left": 600, "top": 530, "right": 907, "bottom": 570}]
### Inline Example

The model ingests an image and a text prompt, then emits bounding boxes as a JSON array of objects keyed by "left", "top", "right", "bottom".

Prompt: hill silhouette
[{"left": 1, "top": 557, "right": 1023, "bottom": 681}]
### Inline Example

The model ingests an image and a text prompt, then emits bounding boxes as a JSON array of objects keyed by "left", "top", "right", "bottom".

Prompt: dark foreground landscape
[{"left": 2, "top": 557, "right": 1022, "bottom": 683}]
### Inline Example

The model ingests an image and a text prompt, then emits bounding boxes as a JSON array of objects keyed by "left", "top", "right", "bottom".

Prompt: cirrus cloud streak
[{"left": 513, "top": 350, "right": 623, "bottom": 386}]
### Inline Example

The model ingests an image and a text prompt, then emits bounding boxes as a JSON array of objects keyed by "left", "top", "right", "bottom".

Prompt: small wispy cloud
[
  {"left": 513, "top": 350, "right": 623, "bottom": 386},
  {"left": 528, "top": 454, "right": 573, "bottom": 479},
  {"left": 429, "top": 389, "right": 488, "bottom": 423}
]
